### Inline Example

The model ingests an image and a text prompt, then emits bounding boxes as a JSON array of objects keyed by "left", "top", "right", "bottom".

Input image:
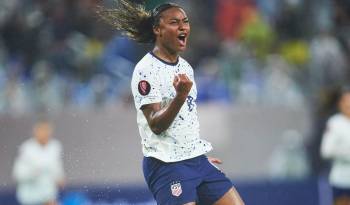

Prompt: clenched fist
[{"left": 173, "top": 74, "right": 193, "bottom": 99}]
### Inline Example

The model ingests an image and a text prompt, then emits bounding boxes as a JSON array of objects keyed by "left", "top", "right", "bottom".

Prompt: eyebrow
[{"left": 169, "top": 17, "right": 189, "bottom": 21}]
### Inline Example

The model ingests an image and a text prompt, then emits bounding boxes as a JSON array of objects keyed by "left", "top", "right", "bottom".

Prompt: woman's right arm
[
  {"left": 141, "top": 74, "right": 192, "bottom": 135},
  {"left": 321, "top": 127, "right": 350, "bottom": 161}
]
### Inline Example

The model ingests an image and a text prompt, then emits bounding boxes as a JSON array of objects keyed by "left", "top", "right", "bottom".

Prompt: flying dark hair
[{"left": 97, "top": 0, "right": 181, "bottom": 43}]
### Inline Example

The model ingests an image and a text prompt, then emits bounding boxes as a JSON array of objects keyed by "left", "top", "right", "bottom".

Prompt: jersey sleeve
[
  {"left": 131, "top": 65, "right": 162, "bottom": 110},
  {"left": 13, "top": 143, "right": 38, "bottom": 182},
  {"left": 320, "top": 116, "right": 350, "bottom": 161}
]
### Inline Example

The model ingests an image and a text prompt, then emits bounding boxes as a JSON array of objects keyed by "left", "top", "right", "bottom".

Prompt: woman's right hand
[{"left": 173, "top": 74, "right": 193, "bottom": 99}]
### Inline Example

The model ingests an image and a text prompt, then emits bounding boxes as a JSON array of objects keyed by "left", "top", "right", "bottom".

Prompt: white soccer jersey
[
  {"left": 13, "top": 138, "right": 64, "bottom": 205},
  {"left": 321, "top": 114, "right": 350, "bottom": 188},
  {"left": 131, "top": 52, "right": 212, "bottom": 162}
]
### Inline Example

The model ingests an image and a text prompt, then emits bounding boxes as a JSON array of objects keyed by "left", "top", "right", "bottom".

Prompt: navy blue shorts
[
  {"left": 143, "top": 155, "right": 233, "bottom": 205},
  {"left": 333, "top": 186, "right": 350, "bottom": 201}
]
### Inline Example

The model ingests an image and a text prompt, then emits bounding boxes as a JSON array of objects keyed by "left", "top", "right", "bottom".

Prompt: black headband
[{"left": 151, "top": 3, "right": 181, "bottom": 25}]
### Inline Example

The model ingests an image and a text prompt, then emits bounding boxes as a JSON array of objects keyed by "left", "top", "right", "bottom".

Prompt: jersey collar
[{"left": 150, "top": 51, "right": 179, "bottom": 66}]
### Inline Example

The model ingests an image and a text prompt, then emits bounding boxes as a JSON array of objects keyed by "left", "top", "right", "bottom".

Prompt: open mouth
[{"left": 177, "top": 33, "right": 187, "bottom": 45}]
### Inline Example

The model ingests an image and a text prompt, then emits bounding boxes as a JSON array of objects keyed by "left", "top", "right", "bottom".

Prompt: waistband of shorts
[{"left": 144, "top": 154, "right": 207, "bottom": 163}]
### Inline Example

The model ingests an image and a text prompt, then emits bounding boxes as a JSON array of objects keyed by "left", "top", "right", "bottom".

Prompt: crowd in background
[{"left": 0, "top": 0, "right": 350, "bottom": 175}]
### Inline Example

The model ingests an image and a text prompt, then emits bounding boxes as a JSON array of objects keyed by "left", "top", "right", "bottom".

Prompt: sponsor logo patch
[
  {"left": 170, "top": 182, "right": 182, "bottom": 197},
  {"left": 138, "top": 80, "right": 151, "bottom": 96}
]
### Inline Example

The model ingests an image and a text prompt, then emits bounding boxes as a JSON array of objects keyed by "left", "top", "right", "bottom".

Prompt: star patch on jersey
[{"left": 138, "top": 80, "right": 151, "bottom": 96}]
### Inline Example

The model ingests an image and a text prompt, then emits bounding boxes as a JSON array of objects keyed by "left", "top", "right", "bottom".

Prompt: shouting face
[{"left": 153, "top": 7, "right": 190, "bottom": 54}]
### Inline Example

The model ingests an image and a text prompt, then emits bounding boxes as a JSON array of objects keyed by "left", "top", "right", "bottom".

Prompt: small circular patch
[{"left": 138, "top": 80, "right": 151, "bottom": 96}]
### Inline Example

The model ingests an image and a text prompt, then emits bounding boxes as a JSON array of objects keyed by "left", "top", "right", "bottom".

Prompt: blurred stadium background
[{"left": 0, "top": 0, "right": 349, "bottom": 204}]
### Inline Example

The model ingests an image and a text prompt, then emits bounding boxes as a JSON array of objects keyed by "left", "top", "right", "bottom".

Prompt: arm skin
[{"left": 141, "top": 74, "right": 192, "bottom": 135}]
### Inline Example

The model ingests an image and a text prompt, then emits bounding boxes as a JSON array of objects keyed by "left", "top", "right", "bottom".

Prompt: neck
[
  {"left": 342, "top": 113, "right": 350, "bottom": 119},
  {"left": 152, "top": 45, "right": 179, "bottom": 63}
]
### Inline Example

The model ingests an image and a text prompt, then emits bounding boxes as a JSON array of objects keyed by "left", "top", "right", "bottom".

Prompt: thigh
[
  {"left": 196, "top": 160, "right": 234, "bottom": 205},
  {"left": 213, "top": 187, "right": 245, "bottom": 205},
  {"left": 197, "top": 176, "right": 233, "bottom": 205}
]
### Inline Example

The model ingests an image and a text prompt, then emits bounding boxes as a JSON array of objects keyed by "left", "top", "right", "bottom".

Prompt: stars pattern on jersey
[{"left": 131, "top": 52, "right": 212, "bottom": 162}]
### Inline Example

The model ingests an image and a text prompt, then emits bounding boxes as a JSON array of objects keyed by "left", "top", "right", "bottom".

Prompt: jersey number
[{"left": 187, "top": 96, "right": 194, "bottom": 112}]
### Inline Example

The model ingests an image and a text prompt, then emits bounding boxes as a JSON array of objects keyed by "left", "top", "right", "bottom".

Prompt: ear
[{"left": 153, "top": 25, "right": 160, "bottom": 36}]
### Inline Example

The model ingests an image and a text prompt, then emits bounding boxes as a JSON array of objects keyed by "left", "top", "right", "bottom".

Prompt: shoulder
[
  {"left": 44, "top": 139, "right": 63, "bottom": 156},
  {"left": 134, "top": 53, "right": 155, "bottom": 72},
  {"left": 132, "top": 53, "right": 162, "bottom": 85},
  {"left": 50, "top": 139, "right": 62, "bottom": 150},
  {"left": 178, "top": 57, "right": 194, "bottom": 78},
  {"left": 18, "top": 138, "right": 37, "bottom": 154},
  {"left": 327, "top": 114, "right": 347, "bottom": 127},
  {"left": 20, "top": 138, "right": 35, "bottom": 149},
  {"left": 133, "top": 53, "right": 159, "bottom": 80},
  {"left": 178, "top": 56, "right": 192, "bottom": 68}
]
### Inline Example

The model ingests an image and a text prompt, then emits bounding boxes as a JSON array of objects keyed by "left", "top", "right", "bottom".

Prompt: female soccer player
[
  {"left": 98, "top": 1, "right": 245, "bottom": 204},
  {"left": 321, "top": 87, "right": 350, "bottom": 205}
]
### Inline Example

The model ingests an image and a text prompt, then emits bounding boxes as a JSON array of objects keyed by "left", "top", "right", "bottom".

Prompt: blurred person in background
[
  {"left": 269, "top": 130, "right": 310, "bottom": 180},
  {"left": 13, "top": 119, "right": 65, "bottom": 205},
  {"left": 98, "top": 1, "right": 244, "bottom": 204},
  {"left": 321, "top": 87, "right": 350, "bottom": 205}
]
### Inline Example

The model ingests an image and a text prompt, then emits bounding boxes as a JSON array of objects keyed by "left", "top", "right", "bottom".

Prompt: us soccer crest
[{"left": 170, "top": 182, "right": 182, "bottom": 197}]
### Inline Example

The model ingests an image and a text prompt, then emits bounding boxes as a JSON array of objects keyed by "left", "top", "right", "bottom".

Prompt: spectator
[
  {"left": 13, "top": 119, "right": 65, "bottom": 205},
  {"left": 321, "top": 87, "right": 350, "bottom": 205}
]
